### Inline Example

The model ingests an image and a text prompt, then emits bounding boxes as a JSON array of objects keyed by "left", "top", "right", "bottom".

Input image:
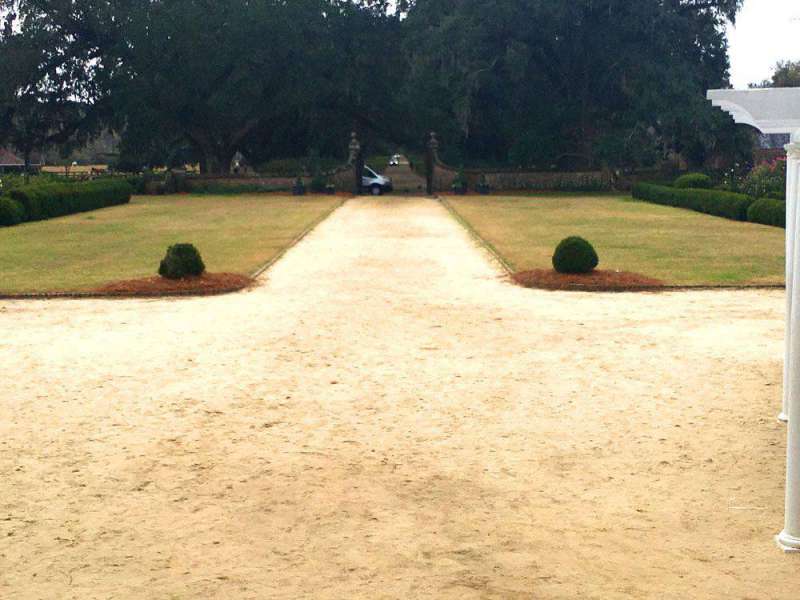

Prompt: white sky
[{"left": 727, "top": 0, "right": 800, "bottom": 88}]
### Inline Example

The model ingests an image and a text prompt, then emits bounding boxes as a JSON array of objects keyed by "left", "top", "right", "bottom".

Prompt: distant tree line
[
  {"left": 0, "top": 0, "right": 764, "bottom": 174},
  {"left": 752, "top": 60, "right": 800, "bottom": 89}
]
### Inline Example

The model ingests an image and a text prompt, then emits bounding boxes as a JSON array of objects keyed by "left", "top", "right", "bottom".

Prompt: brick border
[
  {"left": 250, "top": 197, "right": 346, "bottom": 279},
  {"left": 0, "top": 285, "right": 251, "bottom": 301},
  {"left": 439, "top": 196, "right": 515, "bottom": 276}
]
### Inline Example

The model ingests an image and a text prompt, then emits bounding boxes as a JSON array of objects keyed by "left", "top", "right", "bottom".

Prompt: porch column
[
  {"left": 783, "top": 142, "right": 800, "bottom": 422},
  {"left": 778, "top": 136, "right": 800, "bottom": 551}
]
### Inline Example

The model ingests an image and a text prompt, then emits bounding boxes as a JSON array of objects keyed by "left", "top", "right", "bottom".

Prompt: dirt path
[
  {"left": 0, "top": 196, "right": 793, "bottom": 599},
  {"left": 384, "top": 159, "right": 426, "bottom": 194}
]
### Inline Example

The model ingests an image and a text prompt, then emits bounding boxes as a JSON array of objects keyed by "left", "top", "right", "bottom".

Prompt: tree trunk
[
  {"left": 217, "top": 148, "right": 235, "bottom": 176},
  {"left": 188, "top": 120, "right": 257, "bottom": 176},
  {"left": 23, "top": 150, "right": 31, "bottom": 183},
  {"left": 198, "top": 145, "right": 235, "bottom": 175},
  {"left": 203, "top": 152, "right": 220, "bottom": 175},
  {"left": 187, "top": 132, "right": 227, "bottom": 175}
]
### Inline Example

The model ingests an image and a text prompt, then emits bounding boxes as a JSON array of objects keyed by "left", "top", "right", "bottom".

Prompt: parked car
[
  {"left": 389, "top": 154, "right": 401, "bottom": 166},
  {"left": 362, "top": 166, "right": 393, "bottom": 195}
]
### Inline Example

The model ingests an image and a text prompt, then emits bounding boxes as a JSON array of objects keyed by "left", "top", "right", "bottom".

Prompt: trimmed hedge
[
  {"left": 674, "top": 173, "right": 712, "bottom": 189},
  {"left": 6, "top": 179, "right": 133, "bottom": 224},
  {"left": 0, "top": 196, "right": 25, "bottom": 226},
  {"left": 768, "top": 191, "right": 786, "bottom": 201},
  {"left": 126, "top": 175, "right": 146, "bottom": 194},
  {"left": 632, "top": 183, "right": 754, "bottom": 221},
  {"left": 747, "top": 198, "right": 786, "bottom": 228}
]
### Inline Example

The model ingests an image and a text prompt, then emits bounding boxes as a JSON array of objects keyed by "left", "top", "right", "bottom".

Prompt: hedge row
[
  {"left": 747, "top": 198, "right": 786, "bottom": 228},
  {"left": 632, "top": 183, "right": 755, "bottom": 221},
  {"left": 0, "top": 197, "right": 25, "bottom": 226},
  {"left": 0, "top": 179, "right": 133, "bottom": 227},
  {"left": 632, "top": 183, "right": 786, "bottom": 228}
]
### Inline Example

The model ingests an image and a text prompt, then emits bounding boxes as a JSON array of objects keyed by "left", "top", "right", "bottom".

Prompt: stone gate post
[
  {"left": 349, "top": 132, "right": 363, "bottom": 195},
  {"left": 426, "top": 132, "right": 439, "bottom": 196}
]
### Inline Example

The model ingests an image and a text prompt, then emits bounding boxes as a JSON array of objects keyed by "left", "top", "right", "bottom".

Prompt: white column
[
  {"left": 778, "top": 136, "right": 800, "bottom": 552},
  {"left": 782, "top": 145, "right": 799, "bottom": 422}
]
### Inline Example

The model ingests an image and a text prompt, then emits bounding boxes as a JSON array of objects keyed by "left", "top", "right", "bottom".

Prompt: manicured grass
[
  {"left": 446, "top": 194, "right": 785, "bottom": 286},
  {"left": 0, "top": 194, "right": 341, "bottom": 293}
]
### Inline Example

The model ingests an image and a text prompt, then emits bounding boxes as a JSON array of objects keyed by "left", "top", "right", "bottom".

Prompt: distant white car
[
  {"left": 389, "top": 154, "right": 401, "bottom": 167},
  {"left": 362, "top": 166, "right": 393, "bottom": 195}
]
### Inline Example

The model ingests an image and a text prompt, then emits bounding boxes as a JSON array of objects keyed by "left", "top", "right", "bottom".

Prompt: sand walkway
[{"left": 0, "top": 196, "right": 793, "bottom": 598}]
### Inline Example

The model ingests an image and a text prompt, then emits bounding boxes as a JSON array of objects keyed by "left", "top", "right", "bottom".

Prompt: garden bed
[
  {"left": 513, "top": 269, "right": 665, "bottom": 292},
  {"left": 93, "top": 273, "right": 253, "bottom": 296}
]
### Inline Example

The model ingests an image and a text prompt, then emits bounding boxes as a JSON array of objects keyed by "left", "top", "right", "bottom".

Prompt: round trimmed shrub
[
  {"left": 674, "top": 173, "right": 712, "bottom": 189},
  {"left": 552, "top": 236, "right": 599, "bottom": 274},
  {"left": 0, "top": 196, "right": 25, "bottom": 226},
  {"left": 158, "top": 243, "right": 206, "bottom": 279}
]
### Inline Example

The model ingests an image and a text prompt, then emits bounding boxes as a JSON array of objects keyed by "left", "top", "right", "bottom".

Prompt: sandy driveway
[{"left": 0, "top": 196, "right": 793, "bottom": 599}]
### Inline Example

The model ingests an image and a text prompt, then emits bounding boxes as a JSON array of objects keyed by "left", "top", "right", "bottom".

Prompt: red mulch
[
  {"left": 94, "top": 273, "right": 254, "bottom": 296},
  {"left": 512, "top": 269, "right": 665, "bottom": 292}
]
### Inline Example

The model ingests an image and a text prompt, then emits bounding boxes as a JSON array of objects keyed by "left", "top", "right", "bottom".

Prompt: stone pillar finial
[{"left": 428, "top": 131, "right": 439, "bottom": 153}]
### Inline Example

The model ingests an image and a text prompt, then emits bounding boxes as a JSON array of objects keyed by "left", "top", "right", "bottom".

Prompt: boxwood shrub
[
  {"left": 632, "top": 183, "right": 754, "bottom": 221},
  {"left": 747, "top": 198, "right": 786, "bottom": 228},
  {"left": 7, "top": 179, "right": 133, "bottom": 223},
  {"left": 0, "top": 196, "right": 25, "bottom": 227},
  {"left": 674, "top": 173, "right": 713, "bottom": 189},
  {"left": 552, "top": 236, "right": 599, "bottom": 274},
  {"left": 159, "top": 243, "right": 206, "bottom": 279}
]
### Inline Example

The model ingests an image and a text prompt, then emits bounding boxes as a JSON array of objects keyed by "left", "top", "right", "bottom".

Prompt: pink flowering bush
[{"left": 741, "top": 157, "right": 786, "bottom": 200}]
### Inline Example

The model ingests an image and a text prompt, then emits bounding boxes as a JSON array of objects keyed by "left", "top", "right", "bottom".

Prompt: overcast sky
[{"left": 727, "top": 0, "right": 800, "bottom": 88}]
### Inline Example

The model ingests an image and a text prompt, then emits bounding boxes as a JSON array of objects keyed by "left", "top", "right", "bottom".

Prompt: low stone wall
[
  {"left": 432, "top": 161, "right": 612, "bottom": 192},
  {"left": 186, "top": 164, "right": 353, "bottom": 193},
  {"left": 614, "top": 170, "right": 674, "bottom": 191},
  {"left": 329, "top": 168, "right": 354, "bottom": 190},
  {"left": 186, "top": 175, "right": 297, "bottom": 192}
]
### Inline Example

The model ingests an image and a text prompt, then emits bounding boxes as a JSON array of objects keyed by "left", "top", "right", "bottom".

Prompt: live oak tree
[
  {"left": 1, "top": 1, "right": 114, "bottom": 171},
  {"left": 2, "top": 0, "right": 399, "bottom": 173},
  {"left": 401, "top": 0, "right": 748, "bottom": 169},
  {"left": 112, "top": 0, "right": 329, "bottom": 173},
  {"left": 1, "top": 0, "right": 752, "bottom": 172}
]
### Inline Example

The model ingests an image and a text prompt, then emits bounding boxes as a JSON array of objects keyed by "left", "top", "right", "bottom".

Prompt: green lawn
[
  {"left": 0, "top": 194, "right": 341, "bottom": 293},
  {"left": 446, "top": 194, "right": 785, "bottom": 286}
]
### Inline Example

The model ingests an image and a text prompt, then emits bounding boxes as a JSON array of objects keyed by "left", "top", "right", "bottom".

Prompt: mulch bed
[
  {"left": 93, "top": 273, "right": 254, "bottom": 296},
  {"left": 512, "top": 269, "right": 665, "bottom": 292}
]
